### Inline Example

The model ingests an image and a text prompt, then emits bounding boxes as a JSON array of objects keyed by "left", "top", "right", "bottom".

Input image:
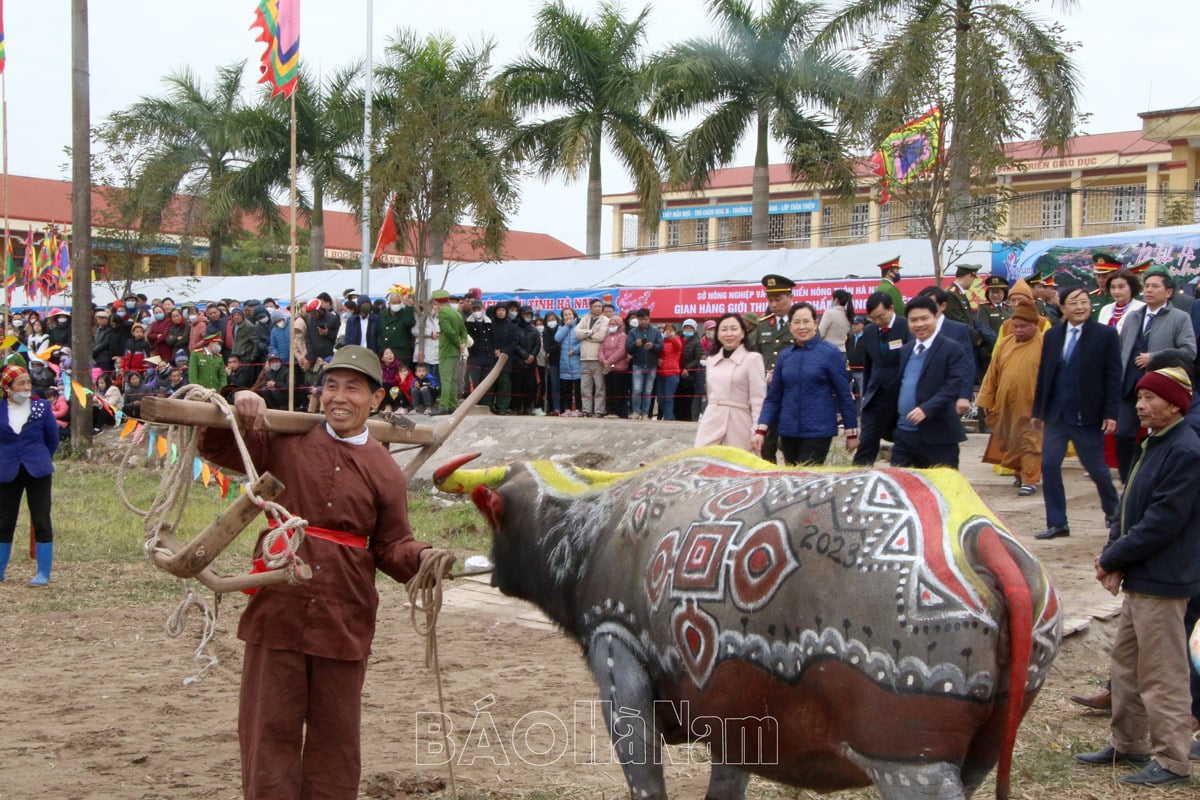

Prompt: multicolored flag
[
  {"left": 0, "top": 0, "right": 7, "bottom": 75},
  {"left": 252, "top": 0, "right": 300, "bottom": 98},
  {"left": 21, "top": 227, "right": 36, "bottom": 300},
  {"left": 869, "top": 106, "right": 943, "bottom": 204},
  {"left": 57, "top": 236, "right": 71, "bottom": 287},
  {"left": 3, "top": 236, "right": 14, "bottom": 306},
  {"left": 37, "top": 229, "right": 58, "bottom": 298}
]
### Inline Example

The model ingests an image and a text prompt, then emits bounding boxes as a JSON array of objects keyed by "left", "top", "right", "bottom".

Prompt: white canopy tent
[{"left": 9, "top": 237, "right": 990, "bottom": 310}]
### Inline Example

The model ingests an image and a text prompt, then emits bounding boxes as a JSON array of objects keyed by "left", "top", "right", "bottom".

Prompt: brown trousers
[
  {"left": 240, "top": 643, "right": 368, "bottom": 800},
  {"left": 1109, "top": 592, "right": 1193, "bottom": 776}
]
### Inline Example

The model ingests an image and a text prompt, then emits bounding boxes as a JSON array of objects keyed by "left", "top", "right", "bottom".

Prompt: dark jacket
[
  {"left": 758, "top": 337, "right": 857, "bottom": 438},
  {"left": 305, "top": 309, "right": 340, "bottom": 361},
  {"left": 894, "top": 335, "right": 971, "bottom": 445},
  {"left": 541, "top": 323, "right": 561, "bottom": 369},
  {"left": 513, "top": 319, "right": 541, "bottom": 368},
  {"left": 846, "top": 331, "right": 866, "bottom": 370},
  {"left": 939, "top": 317, "right": 976, "bottom": 398},
  {"left": 682, "top": 334, "right": 706, "bottom": 373},
  {"left": 860, "top": 315, "right": 910, "bottom": 411},
  {"left": 1033, "top": 321, "right": 1121, "bottom": 426},
  {"left": 626, "top": 323, "right": 664, "bottom": 369},
  {"left": 466, "top": 314, "right": 495, "bottom": 367},
  {"left": 379, "top": 305, "right": 416, "bottom": 362},
  {"left": 489, "top": 310, "right": 520, "bottom": 371},
  {"left": 1101, "top": 419, "right": 1200, "bottom": 598},
  {"left": 342, "top": 312, "right": 380, "bottom": 354}
]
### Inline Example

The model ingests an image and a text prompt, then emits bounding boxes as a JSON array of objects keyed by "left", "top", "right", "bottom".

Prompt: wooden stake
[{"left": 287, "top": 91, "right": 298, "bottom": 411}]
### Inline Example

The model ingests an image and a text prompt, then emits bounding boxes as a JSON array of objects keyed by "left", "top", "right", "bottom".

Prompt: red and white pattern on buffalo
[
  {"left": 644, "top": 530, "right": 679, "bottom": 611},
  {"left": 730, "top": 520, "right": 799, "bottom": 611},
  {"left": 673, "top": 522, "right": 740, "bottom": 600},
  {"left": 672, "top": 600, "right": 720, "bottom": 688},
  {"left": 703, "top": 478, "right": 769, "bottom": 519}
]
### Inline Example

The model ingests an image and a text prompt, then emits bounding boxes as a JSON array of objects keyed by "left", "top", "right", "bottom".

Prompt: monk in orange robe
[{"left": 977, "top": 302, "right": 1045, "bottom": 495}]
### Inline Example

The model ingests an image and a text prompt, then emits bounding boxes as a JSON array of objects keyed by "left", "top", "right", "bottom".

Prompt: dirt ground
[{"left": 0, "top": 421, "right": 1169, "bottom": 799}]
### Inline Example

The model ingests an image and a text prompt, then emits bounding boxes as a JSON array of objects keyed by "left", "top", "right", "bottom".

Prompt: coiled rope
[{"left": 118, "top": 384, "right": 310, "bottom": 683}]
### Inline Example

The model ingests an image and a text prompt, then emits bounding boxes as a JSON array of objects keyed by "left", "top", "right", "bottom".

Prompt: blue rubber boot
[
  {"left": 28, "top": 542, "right": 52, "bottom": 587},
  {"left": 0, "top": 542, "right": 11, "bottom": 582}
]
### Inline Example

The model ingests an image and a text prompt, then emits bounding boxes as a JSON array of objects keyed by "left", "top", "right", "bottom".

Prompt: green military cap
[
  {"left": 326, "top": 345, "right": 383, "bottom": 384},
  {"left": 761, "top": 274, "right": 795, "bottom": 294}
]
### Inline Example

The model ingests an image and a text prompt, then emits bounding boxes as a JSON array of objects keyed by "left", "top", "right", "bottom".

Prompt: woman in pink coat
[{"left": 694, "top": 312, "right": 766, "bottom": 451}]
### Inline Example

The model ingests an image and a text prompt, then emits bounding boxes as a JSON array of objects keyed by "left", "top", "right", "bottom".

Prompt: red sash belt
[{"left": 243, "top": 521, "right": 368, "bottom": 595}]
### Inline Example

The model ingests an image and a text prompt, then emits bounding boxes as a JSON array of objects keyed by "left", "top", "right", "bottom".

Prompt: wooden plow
[{"left": 128, "top": 355, "right": 506, "bottom": 596}]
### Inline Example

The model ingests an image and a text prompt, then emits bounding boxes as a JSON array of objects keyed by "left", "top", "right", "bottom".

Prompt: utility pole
[
  {"left": 360, "top": 0, "right": 373, "bottom": 294},
  {"left": 69, "top": 0, "right": 93, "bottom": 450}
]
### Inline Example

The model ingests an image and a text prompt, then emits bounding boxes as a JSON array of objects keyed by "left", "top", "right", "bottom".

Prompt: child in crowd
[
  {"left": 121, "top": 322, "right": 152, "bottom": 374},
  {"left": 411, "top": 363, "right": 435, "bottom": 414}
]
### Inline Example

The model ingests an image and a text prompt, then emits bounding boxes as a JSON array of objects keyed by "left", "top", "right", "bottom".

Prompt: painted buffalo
[{"left": 434, "top": 446, "right": 1061, "bottom": 800}]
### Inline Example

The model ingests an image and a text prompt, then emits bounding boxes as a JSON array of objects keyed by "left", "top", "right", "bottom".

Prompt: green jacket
[
  {"left": 378, "top": 305, "right": 416, "bottom": 359},
  {"left": 437, "top": 305, "right": 469, "bottom": 363},
  {"left": 752, "top": 314, "right": 792, "bottom": 373},
  {"left": 189, "top": 349, "right": 226, "bottom": 392},
  {"left": 875, "top": 279, "right": 905, "bottom": 315}
]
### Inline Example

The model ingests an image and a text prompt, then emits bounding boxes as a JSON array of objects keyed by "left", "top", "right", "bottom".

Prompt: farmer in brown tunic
[{"left": 199, "top": 345, "right": 452, "bottom": 800}]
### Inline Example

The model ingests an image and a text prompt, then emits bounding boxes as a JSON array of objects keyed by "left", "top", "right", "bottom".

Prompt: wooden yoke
[
  {"left": 149, "top": 471, "right": 286, "bottom": 579},
  {"left": 139, "top": 396, "right": 436, "bottom": 446}
]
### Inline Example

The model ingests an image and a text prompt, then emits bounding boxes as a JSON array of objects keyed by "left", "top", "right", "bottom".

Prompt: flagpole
[
  {"left": 2, "top": 70, "right": 8, "bottom": 333},
  {"left": 359, "top": 0, "right": 372, "bottom": 294},
  {"left": 287, "top": 91, "right": 298, "bottom": 411}
]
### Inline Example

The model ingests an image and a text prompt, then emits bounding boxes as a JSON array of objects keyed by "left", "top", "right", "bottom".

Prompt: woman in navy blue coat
[
  {"left": 752, "top": 302, "right": 859, "bottom": 466},
  {"left": 0, "top": 365, "right": 59, "bottom": 585}
]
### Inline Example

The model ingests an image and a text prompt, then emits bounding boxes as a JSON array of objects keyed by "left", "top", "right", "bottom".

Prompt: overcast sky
[{"left": 5, "top": 0, "right": 1197, "bottom": 255}]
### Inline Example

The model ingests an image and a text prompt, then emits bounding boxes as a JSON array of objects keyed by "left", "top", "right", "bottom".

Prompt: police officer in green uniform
[
  {"left": 944, "top": 263, "right": 982, "bottom": 332},
  {"left": 1026, "top": 273, "right": 1060, "bottom": 325},
  {"left": 875, "top": 257, "right": 904, "bottom": 314},
  {"left": 1090, "top": 251, "right": 1120, "bottom": 320},
  {"left": 976, "top": 274, "right": 1012, "bottom": 335},
  {"left": 752, "top": 274, "right": 796, "bottom": 464}
]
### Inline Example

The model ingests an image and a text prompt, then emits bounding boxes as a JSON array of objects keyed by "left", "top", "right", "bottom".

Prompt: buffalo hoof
[
  {"left": 1074, "top": 746, "right": 1150, "bottom": 767},
  {"left": 1120, "top": 762, "right": 1191, "bottom": 786}
]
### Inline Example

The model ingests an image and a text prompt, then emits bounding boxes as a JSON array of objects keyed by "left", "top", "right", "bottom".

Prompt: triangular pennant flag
[
  {"left": 113, "top": 409, "right": 125, "bottom": 426},
  {"left": 201, "top": 462, "right": 212, "bottom": 488},
  {"left": 220, "top": 478, "right": 232, "bottom": 500},
  {"left": 132, "top": 423, "right": 145, "bottom": 443},
  {"left": 193, "top": 458, "right": 203, "bottom": 481},
  {"left": 147, "top": 431, "right": 157, "bottom": 459},
  {"left": 170, "top": 443, "right": 178, "bottom": 465},
  {"left": 157, "top": 436, "right": 169, "bottom": 458},
  {"left": 71, "top": 378, "right": 89, "bottom": 409},
  {"left": 120, "top": 417, "right": 138, "bottom": 439}
]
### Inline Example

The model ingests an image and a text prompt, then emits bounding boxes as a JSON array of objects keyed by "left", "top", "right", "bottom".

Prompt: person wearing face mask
[
  {"left": 186, "top": 304, "right": 209, "bottom": 352},
  {"left": 46, "top": 310, "right": 72, "bottom": 354},
  {"left": 0, "top": 365, "right": 59, "bottom": 585},
  {"left": 268, "top": 309, "right": 292, "bottom": 366},
  {"left": 190, "top": 333, "right": 228, "bottom": 391},
  {"left": 164, "top": 309, "right": 190, "bottom": 359},
  {"left": 679, "top": 318, "right": 702, "bottom": 421},
  {"left": 487, "top": 304, "right": 519, "bottom": 414},
  {"left": 26, "top": 358, "right": 54, "bottom": 399},
  {"left": 465, "top": 301, "right": 495, "bottom": 400},
  {"left": 541, "top": 311, "right": 562, "bottom": 414},
  {"left": 147, "top": 304, "right": 174, "bottom": 362},
  {"left": 378, "top": 289, "right": 416, "bottom": 368},
  {"left": 599, "top": 313, "right": 631, "bottom": 419}
]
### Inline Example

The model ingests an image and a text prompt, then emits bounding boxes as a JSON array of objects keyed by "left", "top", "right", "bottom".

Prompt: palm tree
[
  {"left": 817, "top": 0, "right": 1081, "bottom": 244},
  {"left": 249, "top": 67, "right": 364, "bottom": 271},
  {"left": 370, "top": 29, "right": 519, "bottom": 346},
  {"left": 497, "top": 1, "right": 673, "bottom": 259},
  {"left": 106, "top": 62, "right": 285, "bottom": 276},
  {"left": 651, "top": 0, "right": 857, "bottom": 250}
]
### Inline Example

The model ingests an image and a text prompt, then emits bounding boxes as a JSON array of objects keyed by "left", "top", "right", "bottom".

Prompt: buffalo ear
[{"left": 471, "top": 485, "right": 504, "bottom": 530}]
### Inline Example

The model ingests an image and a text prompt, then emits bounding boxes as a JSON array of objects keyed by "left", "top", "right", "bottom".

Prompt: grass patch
[{"left": 6, "top": 457, "right": 486, "bottom": 613}]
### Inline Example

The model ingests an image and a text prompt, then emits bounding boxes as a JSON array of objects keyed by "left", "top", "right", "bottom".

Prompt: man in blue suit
[
  {"left": 917, "top": 285, "right": 977, "bottom": 410},
  {"left": 854, "top": 292, "right": 910, "bottom": 466},
  {"left": 890, "top": 296, "right": 973, "bottom": 468},
  {"left": 1031, "top": 286, "right": 1122, "bottom": 540},
  {"left": 341, "top": 297, "right": 380, "bottom": 354}
]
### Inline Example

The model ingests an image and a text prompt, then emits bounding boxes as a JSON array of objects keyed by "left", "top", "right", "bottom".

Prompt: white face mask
[
  {"left": 188, "top": 314, "right": 199, "bottom": 323},
  {"left": 389, "top": 303, "right": 402, "bottom": 312},
  {"left": 632, "top": 319, "right": 642, "bottom": 328},
  {"left": 10, "top": 391, "right": 31, "bottom": 403},
  {"left": 546, "top": 320, "right": 557, "bottom": 329},
  {"left": 275, "top": 319, "right": 287, "bottom": 328},
  {"left": 535, "top": 325, "right": 544, "bottom": 333},
  {"left": 609, "top": 325, "right": 619, "bottom": 334}
]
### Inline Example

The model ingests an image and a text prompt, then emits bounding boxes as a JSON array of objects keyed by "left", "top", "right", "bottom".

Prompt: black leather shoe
[
  {"left": 1035, "top": 525, "right": 1070, "bottom": 540},
  {"left": 1120, "top": 761, "right": 1190, "bottom": 786},
  {"left": 1074, "top": 746, "right": 1151, "bottom": 767}
]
